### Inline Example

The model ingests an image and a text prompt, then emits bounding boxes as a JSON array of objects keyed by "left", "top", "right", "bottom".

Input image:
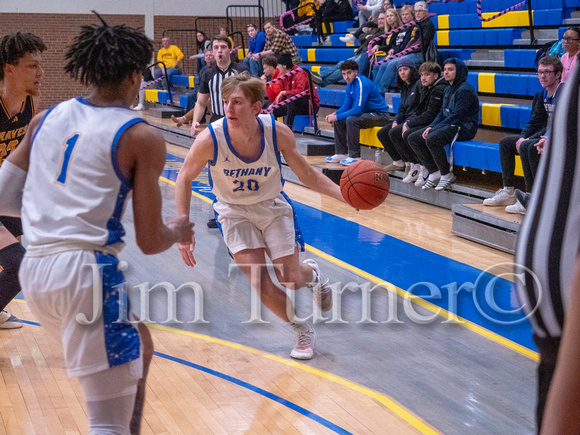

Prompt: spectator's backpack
[{"left": 534, "top": 40, "right": 565, "bottom": 69}]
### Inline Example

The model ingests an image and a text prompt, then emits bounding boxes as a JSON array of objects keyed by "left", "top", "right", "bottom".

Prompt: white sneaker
[
  {"left": 505, "top": 200, "right": 526, "bottom": 215},
  {"left": 339, "top": 34, "right": 355, "bottom": 44},
  {"left": 414, "top": 166, "right": 429, "bottom": 187},
  {"left": 340, "top": 157, "right": 361, "bottom": 166},
  {"left": 131, "top": 104, "right": 144, "bottom": 111},
  {"left": 303, "top": 259, "right": 332, "bottom": 311},
  {"left": 0, "top": 310, "right": 23, "bottom": 329},
  {"left": 483, "top": 187, "right": 516, "bottom": 206},
  {"left": 402, "top": 163, "right": 420, "bottom": 183},
  {"left": 325, "top": 154, "right": 347, "bottom": 163},
  {"left": 291, "top": 326, "right": 316, "bottom": 360}
]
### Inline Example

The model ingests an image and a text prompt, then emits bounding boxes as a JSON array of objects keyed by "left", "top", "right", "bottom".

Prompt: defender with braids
[
  {"left": 0, "top": 32, "right": 45, "bottom": 329},
  {"left": 0, "top": 15, "right": 193, "bottom": 434}
]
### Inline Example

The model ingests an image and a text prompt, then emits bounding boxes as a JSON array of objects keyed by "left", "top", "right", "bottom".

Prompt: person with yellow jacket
[{"left": 154, "top": 35, "right": 183, "bottom": 89}]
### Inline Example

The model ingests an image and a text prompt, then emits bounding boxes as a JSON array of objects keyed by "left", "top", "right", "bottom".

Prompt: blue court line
[
  {"left": 154, "top": 351, "right": 353, "bottom": 434},
  {"left": 164, "top": 153, "right": 536, "bottom": 353},
  {"left": 20, "top": 318, "right": 350, "bottom": 434}
]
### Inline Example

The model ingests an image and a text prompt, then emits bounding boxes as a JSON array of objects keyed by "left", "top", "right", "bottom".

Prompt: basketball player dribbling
[
  {"left": 0, "top": 16, "right": 193, "bottom": 433},
  {"left": 0, "top": 32, "right": 45, "bottom": 328},
  {"left": 175, "top": 73, "right": 347, "bottom": 360}
]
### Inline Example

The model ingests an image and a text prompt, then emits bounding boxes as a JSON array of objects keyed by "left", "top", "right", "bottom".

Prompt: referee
[
  {"left": 190, "top": 35, "right": 247, "bottom": 228},
  {"left": 515, "top": 62, "right": 579, "bottom": 431}
]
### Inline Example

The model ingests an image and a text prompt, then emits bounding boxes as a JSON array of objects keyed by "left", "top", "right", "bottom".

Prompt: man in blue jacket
[
  {"left": 325, "top": 60, "right": 390, "bottom": 165},
  {"left": 407, "top": 58, "right": 479, "bottom": 190}
]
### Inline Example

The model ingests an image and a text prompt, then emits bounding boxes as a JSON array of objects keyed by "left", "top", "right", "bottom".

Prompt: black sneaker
[
  {"left": 207, "top": 218, "right": 218, "bottom": 229},
  {"left": 310, "top": 71, "right": 322, "bottom": 86},
  {"left": 515, "top": 189, "right": 530, "bottom": 209}
]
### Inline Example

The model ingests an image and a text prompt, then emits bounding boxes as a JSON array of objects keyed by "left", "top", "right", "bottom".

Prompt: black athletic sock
[{"left": 0, "top": 243, "right": 26, "bottom": 311}]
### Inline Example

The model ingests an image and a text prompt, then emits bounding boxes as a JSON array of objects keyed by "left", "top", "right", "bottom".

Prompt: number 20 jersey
[
  {"left": 22, "top": 97, "right": 145, "bottom": 248},
  {"left": 208, "top": 114, "right": 283, "bottom": 205}
]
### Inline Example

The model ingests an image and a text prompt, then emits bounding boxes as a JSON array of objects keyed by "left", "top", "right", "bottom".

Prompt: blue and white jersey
[
  {"left": 22, "top": 97, "right": 145, "bottom": 248},
  {"left": 208, "top": 114, "right": 283, "bottom": 205}
]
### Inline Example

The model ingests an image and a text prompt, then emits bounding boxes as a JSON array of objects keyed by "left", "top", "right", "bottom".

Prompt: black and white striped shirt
[
  {"left": 515, "top": 64, "right": 580, "bottom": 339},
  {"left": 199, "top": 62, "right": 247, "bottom": 120}
]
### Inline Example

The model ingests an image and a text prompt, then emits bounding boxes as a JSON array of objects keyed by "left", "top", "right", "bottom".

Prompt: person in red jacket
[
  {"left": 261, "top": 56, "right": 281, "bottom": 105},
  {"left": 272, "top": 54, "right": 319, "bottom": 129}
]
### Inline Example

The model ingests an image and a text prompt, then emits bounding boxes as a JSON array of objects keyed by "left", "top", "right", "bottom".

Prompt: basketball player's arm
[
  {"left": 541, "top": 257, "right": 580, "bottom": 434},
  {"left": 192, "top": 92, "right": 210, "bottom": 132},
  {"left": 175, "top": 128, "right": 215, "bottom": 267},
  {"left": 0, "top": 111, "right": 46, "bottom": 216},
  {"left": 118, "top": 124, "right": 194, "bottom": 255},
  {"left": 276, "top": 122, "right": 346, "bottom": 203}
]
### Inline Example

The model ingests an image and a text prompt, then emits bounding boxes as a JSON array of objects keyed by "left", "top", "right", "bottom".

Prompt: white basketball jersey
[
  {"left": 22, "top": 97, "right": 145, "bottom": 248},
  {"left": 208, "top": 114, "right": 283, "bottom": 205}
]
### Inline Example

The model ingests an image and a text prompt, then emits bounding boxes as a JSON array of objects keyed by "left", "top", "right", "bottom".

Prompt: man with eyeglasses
[{"left": 483, "top": 56, "right": 563, "bottom": 214}]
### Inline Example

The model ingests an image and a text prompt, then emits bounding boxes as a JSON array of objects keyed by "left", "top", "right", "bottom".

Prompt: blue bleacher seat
[
  {"left": 504, "top": 49, "right": 538, "bottom": 68},
  {"left": 179, "top": 94, "right": 188, "bottom": 109}
]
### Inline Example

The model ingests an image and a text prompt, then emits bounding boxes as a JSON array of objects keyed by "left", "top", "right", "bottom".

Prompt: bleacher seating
[{"left": 147, "top": 0, "right": 575, "bottom": 185}]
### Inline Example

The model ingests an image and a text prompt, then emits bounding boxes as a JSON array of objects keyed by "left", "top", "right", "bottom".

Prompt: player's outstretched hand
[
  {"left": 190, "top": 121, "right": 201, "bottom": 136},
  {"left": 166, "top": 216, "right": 194, "bottom": 244},
  {"left": 179, "top": 235, "right": 197, "bottom": 267}
]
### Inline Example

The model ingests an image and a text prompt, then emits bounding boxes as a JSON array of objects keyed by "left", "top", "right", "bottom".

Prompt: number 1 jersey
[{"left": 22, "top": 97, "right": 145, "bottom": 248}]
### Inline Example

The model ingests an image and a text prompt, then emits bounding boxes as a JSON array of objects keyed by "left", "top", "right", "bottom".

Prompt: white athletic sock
[
  {"left": 428, "top": 171, "right": 441, "bottom": 181},
  {"left": 505, "top": 186, "right": 515, "bottom": 194},
  {"left": 291, "top": 321, "right": 311, "bottom": 333}
]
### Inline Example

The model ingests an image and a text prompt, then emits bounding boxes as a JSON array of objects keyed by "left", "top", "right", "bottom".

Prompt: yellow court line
[
  {"left": 159, "top": 176, "right": 539, "bottom": 362},
  {"left": 305, "top": 244, "right": 539, "bottom": 362},
  {"left": 149, "top": 323, "right": 440, "bottom": 435}
]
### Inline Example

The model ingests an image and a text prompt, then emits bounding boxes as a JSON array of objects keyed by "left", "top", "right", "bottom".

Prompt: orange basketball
[{"left": 340, "top": 160, "right": 390, "bottom": 210}]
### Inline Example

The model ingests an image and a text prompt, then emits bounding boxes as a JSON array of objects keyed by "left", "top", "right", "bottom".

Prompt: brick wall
[
  {"left": 0, "top": 14, "right": 145, "bottom": 110},
  {"left": 2, "top": 12, "right": 268, "bottom": 109}
]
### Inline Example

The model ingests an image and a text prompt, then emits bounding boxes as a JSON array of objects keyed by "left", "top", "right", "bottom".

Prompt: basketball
[{"left": 340, "top": 161, "right": 390, "bottom": 210}]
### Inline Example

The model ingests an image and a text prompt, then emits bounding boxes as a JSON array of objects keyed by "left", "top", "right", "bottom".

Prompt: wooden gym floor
[{"left": 0, "top": 140, "right": 538, "bottom": 434}]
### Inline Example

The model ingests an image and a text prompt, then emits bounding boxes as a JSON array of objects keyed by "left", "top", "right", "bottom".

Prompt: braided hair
[
  {"left": 0, "top": 32, "right": 46, "bottom": 81},
  {"left": 64, "top": 12, "right": 153, "bottom": 87}
]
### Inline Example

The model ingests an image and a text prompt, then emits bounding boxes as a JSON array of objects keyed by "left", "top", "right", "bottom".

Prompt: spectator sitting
[
  {"left": 261, "top": 56, "right": 282, "bottom": 106},
  {"left": 407, "top": 58, "right": 479, "bottom": 191},
  {"left": 171, "top": 49, "right": 215, "bottom": 127},
  {"left": 154, "top": 35, "right": 184, "bottom": 90},
  {"left": 310, "top": 13, "right": 386, "bottom": 86},
  {"left": 483, "top": 56, "right": 563, "bottom": 214},
  {"left": 396, "top": 61, "right": 447, "bottom": 187},
  {"left": 341, "top": 0, "right": 393, "bottom": 44},
  {"left": 371, "top": 8, "right": 403, "bottom": 61},
  {"left": 357, "top": 0, "right": 383, "bottom": 26},
  {"left": 315, "top": 0, "right": 353, "bottom": 43},
  {"left": 376, "top": 58, "right": 421, "bottom": 182},
  {"left": 372, "top": 5, "right": 415, "bottom": 91},
  {"left": 261, "top": 22, "right": 301, "bottom": 64},
  {"left": 189, "top": 31, "right": 211, "bottom": 74},
  {"left": 244, "top": 24, "right": 267, "bottom": 77},
  {"left": 374, "top": 1, "right": 435, "bottom": 93},
  {"left": 324, "top": 60, "right": 390, "bottom": 166},
  {"left": 561, "top": 27, "right": 580, "bottom": 82},
  {"left": 271, "top": 54, "right": 319, "bottom": 130}
]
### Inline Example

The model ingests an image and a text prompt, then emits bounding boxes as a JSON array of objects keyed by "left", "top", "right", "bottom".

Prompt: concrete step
[
  {"left": 513, "top": 38, "right": 555, "bottom": 45},
  {"left": 521, "top": 29, "right": 559, "bottom": 40},
  {"left": 571, "top": 10, "right": 580, "bottom": 18},
  {"left": 563, "top": 17, "right": 580, "bottom": 25},
  {"left": 464, "top": 60, "right": 505, "bottom": 68},
  {"left": 470, "top": 49, "right": 505, "bottom": 61}
]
